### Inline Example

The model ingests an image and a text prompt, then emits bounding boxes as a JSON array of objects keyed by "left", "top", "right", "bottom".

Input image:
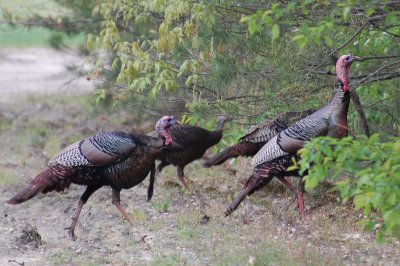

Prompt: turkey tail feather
[
  {"left": 225, "top": 171, "right": 273, "bottom": 216},
  {"left": 203, "top": 142, "right": 261, "bottom": 167},
  {"left": 7, "top": 183, "right": 46, "bottom": 205},
  {"left": 7, "top": 168, "right": 63, "bottom": 205},
  {"left": 203, "top": 146, "right": 238, "bottom": 167},
  {"left": 224, "top": 182, "right": 254, "bottom": 217}
]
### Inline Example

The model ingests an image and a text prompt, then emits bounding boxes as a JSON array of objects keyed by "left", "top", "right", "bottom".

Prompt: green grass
[
  {"left": 43, "top": 134, "right": 63, "bottom": 157},
  {"left": 0, "top": 167, "right": 22, "bottom": 186},
  {"left": 0, "top": 0, "right": 63, "bottom": 14},
  {"left": 0, "top": 25, "right": 85, "bottom": 48},
  {"left": 151, "top": 199, "right": 171, "bottom": 213},
  {"left": 0, "top": 0, "right": 86, "bottom": 48},
  {"left": 129, "top": 207, "right": 147, "bottom": 223},
  {"left": 175, "top": 223, "right": 200, "bottom": 242},
  {"left": 0, "top": 116, "right": 12, "bottom": 133},
  {"left": 152, "top": 253, "right": 187, "bottom": 266},
  {"left": 50, "top": 251, "right": 73, "bottom": 265}
]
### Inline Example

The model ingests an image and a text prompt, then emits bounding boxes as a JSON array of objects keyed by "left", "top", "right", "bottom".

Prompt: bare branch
[{"left": 352, "top": 60, "right": 400, "bottom": 89}]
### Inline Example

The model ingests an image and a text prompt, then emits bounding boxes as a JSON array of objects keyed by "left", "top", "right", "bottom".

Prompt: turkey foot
[{"left": 65, "top": 200, "right": 85, "bottom": 241}]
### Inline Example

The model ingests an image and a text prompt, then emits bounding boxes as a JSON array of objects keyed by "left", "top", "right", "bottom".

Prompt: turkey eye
[
  {"left": 168, "top": 118, "right": 172, "bottom": 122},
  {"left": 345, "top": 56, "right": 350, "bottom": 61}
]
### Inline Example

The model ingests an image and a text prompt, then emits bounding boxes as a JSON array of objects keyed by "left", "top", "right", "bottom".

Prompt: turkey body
[
  {"left": 225, "top": 54, "right": 359, "bottom": 219},
  {"left": 203, "top": 109, "right": 315, "bottom": 167},
  {"left": 7, "top": 115, "right": 178, "bottom": 240},
  {"left": 153, "top": 124, "right": 225, "bottom": 189},
  {"left": 47, "top": 132, "right": 162, "bottom": 190}
]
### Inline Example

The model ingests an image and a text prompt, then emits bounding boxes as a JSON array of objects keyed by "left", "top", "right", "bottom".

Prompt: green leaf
[
  {"left": 240, "top": 16, "right": 250, "bottom": 23},
  {"left": 366, "top": 8, "right": 375, "bottom": 17},
  {"left": 321, "top": 145, "right": 332, "bottom": 156},
  {"left": 386, "top": 14, "right": 398, "bottom": 25},
  {"left": 177, "top": 60, "right": 189, "bottom": 78},
  {"left": 111, "top": 58, "right": 120, "bottom": 70},
  {"left": 87, "top": 34, "right": 94, "bottom": 51},
  {"left": 291, "top": 34, "right": 305, "bottom": 41},
  {"left": 343, "top": 6, "right": 351, "bottom": 21},
  {"left": 324, "top": 35, "right": 333, "bottom": 47},
  {"left": 248, "top": 19, "right": 261, "bottom": 35},
  {"left": 185, "top": 75, "right": 193, "bottom": 86},
  {"left": 271, "top": 23, "right": 280, "bottom": 40},
  {"left": 292, "top": 35, "right": 308, "bottom": 49}
]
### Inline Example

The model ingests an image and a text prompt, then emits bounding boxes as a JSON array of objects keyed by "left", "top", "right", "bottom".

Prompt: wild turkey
[
  {"left": 7, "top": 116, "right": 179, "bottom": 240},
  {"left": 225, "top": 54, "right": 359, "bottom": 219},
  {"left": 149, "top": 116, "right": 230, "bottom": 189},
  {"left": 203, "top": 109, "right": 315, "bottom": 167}
]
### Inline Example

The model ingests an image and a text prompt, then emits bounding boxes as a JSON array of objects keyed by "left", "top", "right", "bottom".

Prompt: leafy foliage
[
  {"left": 299, "top": 135, "right": 400, "bottom": 240},
  {"left": 90, "top": 0, "right": 322, "bottom": 122},
  {"left": 241, "top": 0, "right": 400, "bottom": 137},
  {"left": 89, "top": 0, "right": 400, "bottom": 138}
]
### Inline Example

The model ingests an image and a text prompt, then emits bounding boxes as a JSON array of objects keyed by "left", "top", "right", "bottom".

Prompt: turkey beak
[
  {"left": 350, "top": 55, "right": 359, "bottom": 63},
  {"left": 173, "top": 119, "right": 180, "bottom": 125}
]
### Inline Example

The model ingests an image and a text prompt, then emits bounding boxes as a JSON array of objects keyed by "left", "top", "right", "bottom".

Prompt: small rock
[
  {"left": 200, "top": 215, "right": 210, "bottom": 225},
  {"left": 15, "top": 223, "right": 43, "bottom": 248},
  {"left": 248, "top": 256, "right": 255, "bottom": 265}
]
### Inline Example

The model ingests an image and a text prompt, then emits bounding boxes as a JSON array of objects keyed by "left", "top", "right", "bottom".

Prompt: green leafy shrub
[{"left": 298, "top": 135, "right": 400, "bottom": 240}]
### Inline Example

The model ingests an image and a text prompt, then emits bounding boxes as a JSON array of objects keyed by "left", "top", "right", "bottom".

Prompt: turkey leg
[
  {"left": 279, "top": 176, "right": 299, "bottom": 209},
  {"left": 177, "top": 166, "right": 189, "bottom": 189},
  {"left": 66, "top": 185, "right": 100, "bottom": 241},
  {"left": 278, "top": 176, "right": 305, "bottom": 220},
  {"left": 297, "top": 178, "right": 305, "bottom": 220},
  {"left": 156, "top": 161, "right": 169, "bottom": 175},
  {"left": 147, "top": 163, "right": 156, "bottom": 201},
  {"left": 112, "top": 189, "right": 132, "bottom": 223}
]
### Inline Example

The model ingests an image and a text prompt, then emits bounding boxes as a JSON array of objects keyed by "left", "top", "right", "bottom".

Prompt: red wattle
[
  {"left": 160, "top": 131, "right": 173, "bottom": 146},
  {"left": 343, "top": 83, "right": 350, "bottom": 92}
]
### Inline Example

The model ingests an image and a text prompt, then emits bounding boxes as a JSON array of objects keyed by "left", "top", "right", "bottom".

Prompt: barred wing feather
[
  {"left": 48, "top": 131, "right": 137, "bottom": 167},
  {"left": 239, "top": 117, "right": 287, "bottom": 143}
]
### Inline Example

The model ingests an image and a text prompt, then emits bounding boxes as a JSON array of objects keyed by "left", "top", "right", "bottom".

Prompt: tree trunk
[{"left": 350, "top": 91, "right": 370, "bottom": 137}]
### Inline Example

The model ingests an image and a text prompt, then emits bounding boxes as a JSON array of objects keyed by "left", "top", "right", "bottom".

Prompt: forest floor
[{"left": 0, "top": 48, "right": 399, "bottom": 266}]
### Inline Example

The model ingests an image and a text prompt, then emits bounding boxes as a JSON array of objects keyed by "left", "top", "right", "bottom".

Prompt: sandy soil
[
  {"left": 0, "top": 47, "right": 95, "bottom": 103},
  {"left": 0, "top": 48, "right": 399, "bottom": 266}
]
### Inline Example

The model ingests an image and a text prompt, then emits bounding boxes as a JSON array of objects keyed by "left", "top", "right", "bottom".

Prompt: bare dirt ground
[
  {"left": 0, "top": 48, "right": 399, "bottom": 266},
  {"left": 0, "top": 47, "right": 95, "bottom": 103}
]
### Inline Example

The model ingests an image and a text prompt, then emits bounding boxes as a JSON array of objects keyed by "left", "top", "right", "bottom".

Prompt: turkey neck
[
  {"left": 208, "top": 130, "right": 224, "bottom": 146},
  {"left": 329, "top": 81, "right": 350, "bottom": 113},
  {"left": 329, "top": 60, "right": 352, "bottom": 118},
  {"left": 324, "top": 80, "right": 351, "bottom": 138}
]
